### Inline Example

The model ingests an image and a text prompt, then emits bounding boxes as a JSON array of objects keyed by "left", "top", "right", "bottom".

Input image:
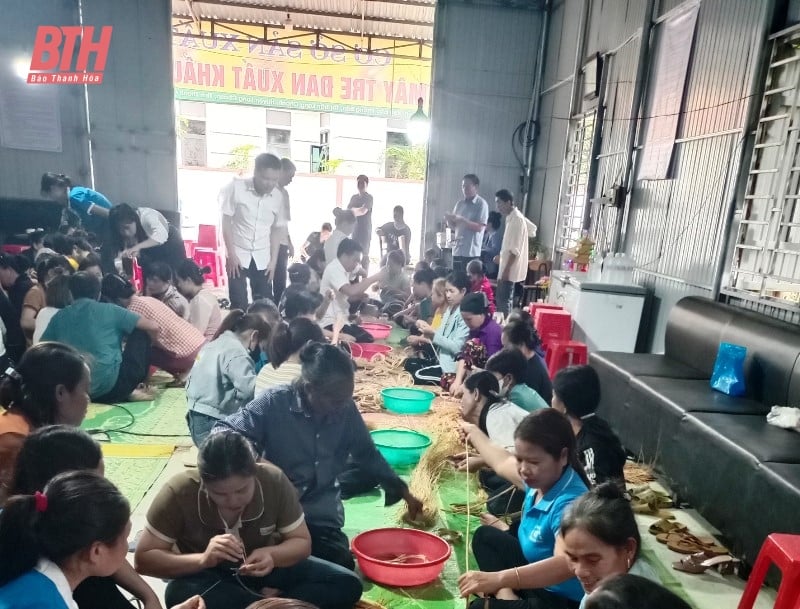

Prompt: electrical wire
[{"left": 87, "top": 402, "right": 190, "bottom": 441}]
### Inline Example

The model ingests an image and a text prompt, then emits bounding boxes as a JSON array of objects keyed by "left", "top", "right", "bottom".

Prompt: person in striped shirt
[{"left": 255, "top": 318, "right": 325, "bottom": 395}]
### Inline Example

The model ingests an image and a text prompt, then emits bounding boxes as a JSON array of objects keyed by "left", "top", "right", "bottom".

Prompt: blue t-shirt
[
  {"left": 41, "top": 298, "right": 140, "bottom": 397},
  {"left": 69, "top": 186, "right": 112, "bottom": 233},
  {"left": 517, "top": 466, "right": 588, "bottom": 602},
  {"left": 0, "top": 569, "right": 70, "bottom": 609}
]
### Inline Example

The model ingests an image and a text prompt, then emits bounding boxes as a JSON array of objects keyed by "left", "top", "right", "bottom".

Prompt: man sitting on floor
[{"left": 41, "top": 272, "right": 158, "bottom": 403}]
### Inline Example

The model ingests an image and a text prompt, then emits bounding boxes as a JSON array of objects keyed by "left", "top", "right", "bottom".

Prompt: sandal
[
  {"left": 672, "top": 552, "right": 740, "bottom": 574},
  {"left": 648, "top": 519, "right": 684, "bottom": 536},
  {"left": 664, "top": 532, "right": 729, "bottom": 556}
]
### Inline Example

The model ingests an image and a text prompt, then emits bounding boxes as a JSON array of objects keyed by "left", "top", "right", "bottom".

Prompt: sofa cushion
[
  {"left": 630, "top": 377, "right": 770, "bottom": 415},
  {"left": 685, "top": 413, "right": 800, "bottom": 463},
  {"left": 745, "top": 463, "right": 800, "bottom": 564},
  {"left": 590, "top": 352, "right": 708, "bottom": 380},
  {"left": 663, "top": 297, "right": 737, "bottom": 375}
]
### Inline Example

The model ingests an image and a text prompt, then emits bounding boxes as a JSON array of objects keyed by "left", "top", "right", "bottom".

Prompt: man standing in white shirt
[
  {"left": 495, "top": 189, "right": 535, "bottom": 315},
  {"left": 220, "top": 153, "right": 283, "bottom": 311},
  {"left": 272, "top": 157, "right": 296, "bottom": 304}
]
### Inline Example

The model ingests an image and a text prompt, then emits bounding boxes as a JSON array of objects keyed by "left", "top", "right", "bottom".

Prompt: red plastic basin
[
  {"left": 352, "top": 528, "right": 451, "bottom": 587},
  {"left": 350, "top": 343, "right": 393, "bottom": 361},
  {"left": 361, "top": 322, "right": 393, "bottom": 340}
]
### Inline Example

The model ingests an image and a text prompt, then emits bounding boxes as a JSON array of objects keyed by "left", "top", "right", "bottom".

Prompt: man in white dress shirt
[
  {"left": 495, "top": 188, "right": 536, "bottom": 315},
  {"left": 220, "top": 153, "right": 283, "bottom": 310}
]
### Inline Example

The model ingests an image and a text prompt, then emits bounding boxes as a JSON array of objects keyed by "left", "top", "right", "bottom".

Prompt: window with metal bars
[
  {"left": 555, "top": 112, "right": 595, "bottom": 253},
  {"left": 726, "top": 28, "right": 800, "bottom": 309}
]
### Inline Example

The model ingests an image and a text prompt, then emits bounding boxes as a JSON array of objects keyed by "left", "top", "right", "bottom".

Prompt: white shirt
[
  {"left": 33, "top": 306, "right": 59, "bottom": 344},
  {"left": 498, "top": 207, "right": 530, "bottom": 283},
  {"left": 137, "top": 207, "right": 170, "bottom": 245},
  {"left": 324, "top": 229, "right": 349, "bottom": 267},
  {"left": 485, "top": 400, "right": 530, "bottom": 451},
  {"left": 319, "top": 258, "right": 352, "bottom": 328},
  {"left": 219, "top": 177, "right": 282, "bottom": 270},
  {"left": 36, "top": 558, "right": 79, "bottom": 609},
  {"left": 275, "top": 187, "right": 291, "bottom": 246}
]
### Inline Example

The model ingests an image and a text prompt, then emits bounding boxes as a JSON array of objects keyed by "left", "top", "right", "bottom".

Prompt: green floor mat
[
  {"left": 103, "top": 455, "right": 170, "bottom": 510},
  {"left": 343, "top": 465, "right": 480, "bottom": 609},
  {"left": 82, "top": 388, "right": 191, "bottom": 445}
]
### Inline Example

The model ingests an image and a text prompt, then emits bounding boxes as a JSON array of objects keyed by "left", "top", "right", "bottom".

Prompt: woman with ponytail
[
  {"left": 0, "top": 343, "right": 90, "bottom": 505},
  {"left": 459, "top": 409, "right": 590, "bottom": 609},
  {"left": 255, "top": 318, "right": 325, "bottom": 394},
  {"left": 185, "top": 310, "right": 271, "bottom": 446},
  {"left": 502, "top": 312, "right": 552, "bottom": 404},
  {"left": 175, "top": 259, "right": 222, "bottom": 340}
]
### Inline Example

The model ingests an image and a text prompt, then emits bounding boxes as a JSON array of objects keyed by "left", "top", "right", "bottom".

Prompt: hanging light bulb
[{"left": 408, "top": 97, "right": 429, "bottom": 145}]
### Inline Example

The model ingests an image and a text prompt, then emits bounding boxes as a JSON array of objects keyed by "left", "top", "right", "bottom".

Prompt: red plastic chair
[
  {"left": 183, "top": 240, "right": 196, "bottom": 257},
  {"left": 545, "top": 340, "right": 588, "bottom": 378},
  {"left": 192, "top": 224, "right": 225, "bottom": 287},
  {"left": 738, "top": 534, "right": 800, "bottom": 609},
  {"left": 196, "top": 224, "right": 218, "bottom": 249},
  {"left": 534, "top": 309, "right": 572, "bottom": 349}
]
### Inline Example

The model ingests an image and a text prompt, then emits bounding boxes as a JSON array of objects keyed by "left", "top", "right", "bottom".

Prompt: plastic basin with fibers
[
  {"left": 350, "top": 343, "right": 393, "bottom": 361},
  {"left": 370, "top": 429, "right": 431, "bottom": 466},
  {"left": 381, "top": 387, "right": 435, "bottom": 415},
  {"left": 352, "top": 528, "right": 451, "bottom": 587},
  {"left": 361, "top": 322, "right": 392, "bottom": 340}
]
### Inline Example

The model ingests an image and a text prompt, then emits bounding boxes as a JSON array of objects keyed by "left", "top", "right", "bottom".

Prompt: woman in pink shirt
[{"left": 102, "top": 274, "right": 204, "bottom": 381}]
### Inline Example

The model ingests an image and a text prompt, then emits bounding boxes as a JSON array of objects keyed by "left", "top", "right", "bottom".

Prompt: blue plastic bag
[{"left": 710, "top": 342, "right": 747, "bottom": 397}]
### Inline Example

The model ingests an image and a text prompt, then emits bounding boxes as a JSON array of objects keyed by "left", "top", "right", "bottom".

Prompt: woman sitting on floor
[
  {"left": 502, "top": 313, "right": 552, "bottom": 404},
  {"left": 583, "top": 574, "right": 690, "bottom": 609},
  {"left": 403, "top": 270, "right": 470, "bottom": 386},
  {"left": 134, "top": 431, "right": 362, "bottom": 609},
  {"left": 11, "top": 426, "right": 162, "bottom": 609},
  {"left": 486, "top": 349, "right": 550, "bottom": 412},
  {"left": 255, "top": 317, "right": 325, "bottom": 395},
  {"left": 0, "top": 343, "right": 90, "bottom": 506},
  {"left": 0, "top": 470, "right": 203, "bottom": 609},
  {"left": 102, "top": 274, "right": 205, "bottom": 382},
  {"left": 185, "top": 310, "right": 271, "bottom": 447},
  {"left": 551, "top": 366, "right": 626, "bottom": 487},
  {"left": 175, "top": 259, "right": 222, "bottom": 341},
  {"left": 448, "top": 291, "right": 504, "bottom": 396},
  {"left": 458, "top": 409, "right": 590, "bottom": 609},
  {"left": 146, "top": 261, "right": 190, "bottom": 320},
  {"left": 560, "top": 482, "right": 659, "bottom": 609},
  {"left": 453, "top": 371, "right": 529, "bottom": 517}
]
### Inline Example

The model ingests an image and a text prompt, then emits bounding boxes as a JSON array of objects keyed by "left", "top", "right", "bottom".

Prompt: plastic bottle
[
  {"left": 588, "top": 248, "right": 602, "bottom": 282},
  {"left": 603, "top": 253, "right": 616, "bottom": 283}
]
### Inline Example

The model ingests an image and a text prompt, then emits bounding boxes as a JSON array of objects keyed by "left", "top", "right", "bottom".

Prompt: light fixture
[
  {"left": 12, "top": 56, "right": 30, "bottom": 81},
  {"left": 408, "top": 97, "right": 429, "bottom": 145}
]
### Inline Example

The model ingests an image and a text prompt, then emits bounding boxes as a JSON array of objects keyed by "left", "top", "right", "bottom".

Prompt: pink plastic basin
[
  {"left": 361, "top": 322, "right": 392, "bottom": 340},
  {"left": 351, "top": 528, "right": 451, "bottom": 587},
  {"left": 350, "top": 343, "right": 393, "bottom": 361}
]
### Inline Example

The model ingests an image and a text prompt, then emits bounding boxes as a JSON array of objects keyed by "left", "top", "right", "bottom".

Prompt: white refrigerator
[{"left": 547, "top": 271, "right": 647, "bottom": 353}]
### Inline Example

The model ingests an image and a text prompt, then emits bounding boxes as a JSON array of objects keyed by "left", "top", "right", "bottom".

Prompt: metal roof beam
[{"left": 183, "top": 0, "right": 433, "bottom": 27}]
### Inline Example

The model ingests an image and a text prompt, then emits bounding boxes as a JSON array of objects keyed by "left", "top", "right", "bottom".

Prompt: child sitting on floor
[
  {"left": 145, "top": 261, "right": 189, "bottom": 319},
  {"left": 185, "top": 310, "right": 271, "bottom": 447},
  {"left": 376, "top": 250, "right": 411, "bottom": 317},
  {"left": 394, "top": 268, "right": 435, "bottom": 329},
  {"left": 247, "top": 299, "right": 281, "bottom": 372},
  {"left": 467, "top": 258, "right": 496, "bottom": 316},
  {"left": 551, "top": 365, "right": 627, "bottom": 487}
]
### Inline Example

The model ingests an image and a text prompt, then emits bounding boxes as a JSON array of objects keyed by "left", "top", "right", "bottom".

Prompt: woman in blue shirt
[
  {"left": 459, "top": 408, "right": 591, "bottom": 609},
  {"left": 41, "top": 172, "right": 112, "bottom": 237}
]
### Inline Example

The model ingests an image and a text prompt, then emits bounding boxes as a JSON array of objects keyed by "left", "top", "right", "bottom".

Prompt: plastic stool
[
  {"left": 534, "top": 309, "right": 572, "bottom": 347},
  {"left": 738, "top": 534, "right": 800, "bottom": 609},
  {"left": 526, "top": 303, "right": 562, "bottom": 318},
  {"left": 183, "top": 240, "right": 196, "bottom": 257},
  {"left": 545, "top": 340, "right": 588, "bottom": 378},
  {"left": 192, "top": 248, "right": 226, "bottom": 287},
  {"left": 131, "top": 259, "right": 144, "bottom": 293},
  {"left": 1, "top": 244, "right": 29, "bottom": 256}
]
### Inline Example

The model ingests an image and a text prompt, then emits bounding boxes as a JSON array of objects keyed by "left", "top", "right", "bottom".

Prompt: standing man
[
  {"left": 446, "top": 174, "right": 489, "bottom": 272},
  {"left": 220, "top": 152, "right": 283, "bottom": 311},
  {"left": 495, "top": 189, "right": 536, "bottom": 316},
  {"left": 272, "top": 157, "right": 296, "bottom": 303},
  {"left": 347, "top": 175, "right": 373, "bottom": 272}
]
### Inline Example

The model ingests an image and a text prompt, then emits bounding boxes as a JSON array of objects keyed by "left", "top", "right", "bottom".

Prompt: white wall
[
  {"left": 206, "top": 103, "right": 266, "bottom": 168},
  {"left": 329, "top": 114, "right": 387, "bottom": 176},
  {"left": 289, "top": 111, "right": 321, "bottom": 173}
]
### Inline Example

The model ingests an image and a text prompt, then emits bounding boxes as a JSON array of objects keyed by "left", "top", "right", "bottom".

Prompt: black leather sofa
[{"left": 590, "top": 296, "right": 800, "bottom": 565}]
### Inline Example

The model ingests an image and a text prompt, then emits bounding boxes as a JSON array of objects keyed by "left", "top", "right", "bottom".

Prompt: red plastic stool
[
  {"left": 738, "top": 534, "right": 800, "bottom": 609},
  {"left": 192, "top": 248, "right": 226, "bottom": 287},
  {"left": 545, "top": 340, "right": 588, "bottom": 378},
  {"left": 526, "top": 303, "right": 562, "bottom": 318},
  {"left": 183, "top": 240, "right": 196, "bottom": 257},
  {"left": 534, "top": 309, "right": 572, "bottom": 348},
  {"left": 1, "top": 244, "right": 29, "bottom": 256}
]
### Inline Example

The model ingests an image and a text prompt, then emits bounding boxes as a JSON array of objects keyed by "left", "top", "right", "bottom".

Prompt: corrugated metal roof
[{"left": 173, "top": 0, "right": 435, "bottom": 42}]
